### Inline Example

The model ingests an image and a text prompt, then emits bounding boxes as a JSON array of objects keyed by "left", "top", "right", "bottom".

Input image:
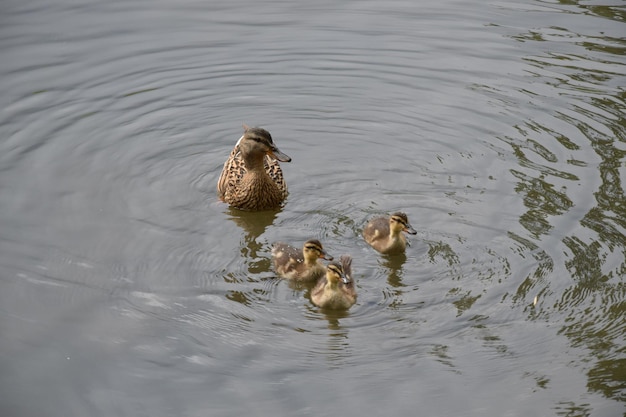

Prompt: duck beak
[
  {"left": 320, "top": 250, "right": 333, "bottom": 261},
  {"left": 404, "top": 223, "right": 417, "bottom": 235},
  {"left": 269, "top": 146, "right": 291, "bottom": 162}
]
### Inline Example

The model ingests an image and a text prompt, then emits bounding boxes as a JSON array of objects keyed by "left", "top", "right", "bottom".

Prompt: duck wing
[
  {"left": 217, "top": 144, "right": 247, "bottom": 199},
  {"left": 363, "top": 216, "right": 390, "bottom": 243},
  {"left": 271, "top": 242, "right": 303, "bottom": 276},
  {"left": 264, "top": 155, "right": 287, "bottom": 197}
]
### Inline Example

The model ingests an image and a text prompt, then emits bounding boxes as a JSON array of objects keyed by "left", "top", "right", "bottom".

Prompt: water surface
[{"left": 1, "top": 0, "right": 625, "bottom": 416}]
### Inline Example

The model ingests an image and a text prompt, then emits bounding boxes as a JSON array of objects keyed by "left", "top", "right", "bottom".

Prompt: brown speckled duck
[
  {"left": 271, "top": 239, "right": 333, "bottom": 282},
  {"left": 311, "top": 255, "right": 356, "bottom": 310},
  {"left": 217, "top": 125, "right": 291, "bottom": 210},
  {"left": 363, "top": 212, "right": 417, "bottom": 255}
]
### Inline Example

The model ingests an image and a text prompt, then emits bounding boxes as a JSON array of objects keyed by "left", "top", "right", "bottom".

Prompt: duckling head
[
  {"left": 303, "top": 239, "right": 333, "bottom": 262},
  {"left": 326, "top": 261, "right": 349, "bottom": 284},
  {"left": 390, "top": 212, "right": 417, "bottom": 235},
  {"left": 240, "top": 125, "right": 291, "bottom": 163}
]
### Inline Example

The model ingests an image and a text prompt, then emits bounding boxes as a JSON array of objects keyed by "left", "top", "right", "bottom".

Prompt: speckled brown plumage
[
  {"left": 271, "top": 239, "right": 333, "bottom": 282},
  {"left": 363, "top": 212, "right": 417, "bottom": 255},
  {"left": 217, "top": 125, "right": 290, "bottom": 211},
  {"left": 311, "top": 255, "right": 357, "bottom": 310}
]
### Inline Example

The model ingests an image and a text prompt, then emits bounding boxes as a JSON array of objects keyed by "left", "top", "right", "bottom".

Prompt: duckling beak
[
  {"left": 320, "top": 251, "right": 333, "bottom": 261},
  {"left": 269, "top": 146, "right": 291, "bottom": 163},
  {"left": 404, "top": 223, "right": 417, "bottom": 235},
  {"left": 340, "top": 273, "right": 350, "bottom": 285}
]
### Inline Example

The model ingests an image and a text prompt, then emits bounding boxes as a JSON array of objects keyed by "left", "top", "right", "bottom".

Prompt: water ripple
[{"left": 1, "top": 0, "right": 625, "bottom": 415}]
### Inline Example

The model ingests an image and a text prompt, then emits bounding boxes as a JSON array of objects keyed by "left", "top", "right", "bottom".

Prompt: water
[{"left": 1, "top": 0, "right": 625, "bottom": 416}]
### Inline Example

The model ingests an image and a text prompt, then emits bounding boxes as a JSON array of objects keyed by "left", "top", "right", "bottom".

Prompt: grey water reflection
[
  {"left": 380, "top": 253, "right": 407, "bottom": 287},
  {"left": 320, "top": 312, "right": 352, "bottom": 369},
  {"left": 225, "top": 207, "right": 278, "bottom": 271},
  {"left": 222, "top": 207, "right": 281, "bottom": 307},
  {"left": 498, "top": 6, "right": 626, "bottom": 405}
]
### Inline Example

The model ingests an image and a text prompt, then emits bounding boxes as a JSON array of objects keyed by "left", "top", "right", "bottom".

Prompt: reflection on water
[
  {"left": 427, "top": 241, "right": 462, "bottom": 281},
  {"left": 378, "top": 253, "right": 408, "bottom": 310},
  {"left": 225, "top": 206, "right": 279, "bottom": 242},
  {"left": 449, "top": 287, "right": 481, "bottom": 317},
  {"left": 430, "top": 344, "right": 460, "bottom": 375},
  {"left": 319, "top": 308, "right": 352, "bottom": 325},
  {"left": 225, "top": 206, "right": 279, "bottom": 274},
  {"left": 314, "top": 307, "right": 353, "bottom": 369},
  {"left": 493, "top": 8, "right": 626, "bottom": 406},
  {"left": 380, "top": 252, "right": 407, "bottom": 287}
]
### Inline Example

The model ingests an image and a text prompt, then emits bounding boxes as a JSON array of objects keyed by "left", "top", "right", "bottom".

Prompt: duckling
[
  {"left": 311, "top": 255, "right": 356, "bottom": 310},
  {"left": 363, "top": 212, "right": 417, "bottom": 255},
  {"left": 271, "top": 239, "right": 333, "bottom": 282},
  {"left": 217, "top": 125, "right": 291, "bottom": 210}
]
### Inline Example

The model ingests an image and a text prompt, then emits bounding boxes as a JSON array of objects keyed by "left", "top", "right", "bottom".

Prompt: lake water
[{"left": 1, "top": 0, "right": 625, "bottom": 416}]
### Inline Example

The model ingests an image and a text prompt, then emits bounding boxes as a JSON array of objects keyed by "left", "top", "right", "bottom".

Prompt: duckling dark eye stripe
[
  {"left": 304, "top": 245, "right": 319, "bottom": 251},
  {"left": 392, "top": 217, "right": 406, "bottom": 226}
]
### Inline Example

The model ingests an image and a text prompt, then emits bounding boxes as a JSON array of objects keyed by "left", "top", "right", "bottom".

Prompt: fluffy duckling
[
  {"left": 311, "top": 255, "right": 356, "bottom": 310},
  {"left": 363, "top": 212, "right": 417, "bottom": 255},
  {"left": 217, "top": 125, "right": 291, "bottom": 210},
  {"left": 271, "top": 239, "right": 333, "bottom": 282}
]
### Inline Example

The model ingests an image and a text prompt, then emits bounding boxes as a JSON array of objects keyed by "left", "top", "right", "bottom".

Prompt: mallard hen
[{"left": 217, "top": 125, "right": 291, "bottom": 210}]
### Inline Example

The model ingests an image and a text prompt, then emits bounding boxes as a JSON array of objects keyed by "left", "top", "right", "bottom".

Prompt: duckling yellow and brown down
[
  {"left": 217, "top": 125, "right": 291, "bottom": 211},
  {"left": 311, "top": 255, "right": 356, "bottom": 310},
  {"left": 271, "top": 239, "right": 333, "bottom": 282},
  {"left": 363, "top": 212, "right": 417, "bottom": 255}
]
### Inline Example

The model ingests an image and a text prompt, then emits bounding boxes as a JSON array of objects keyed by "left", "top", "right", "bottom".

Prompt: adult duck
[{"left": 217, "top": 125, "right": 291, "bottom": 210}]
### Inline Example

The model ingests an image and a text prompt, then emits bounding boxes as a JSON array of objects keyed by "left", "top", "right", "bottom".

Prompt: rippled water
[{"left": 1, "top": 0, "right": 625, "bottom": 416}]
